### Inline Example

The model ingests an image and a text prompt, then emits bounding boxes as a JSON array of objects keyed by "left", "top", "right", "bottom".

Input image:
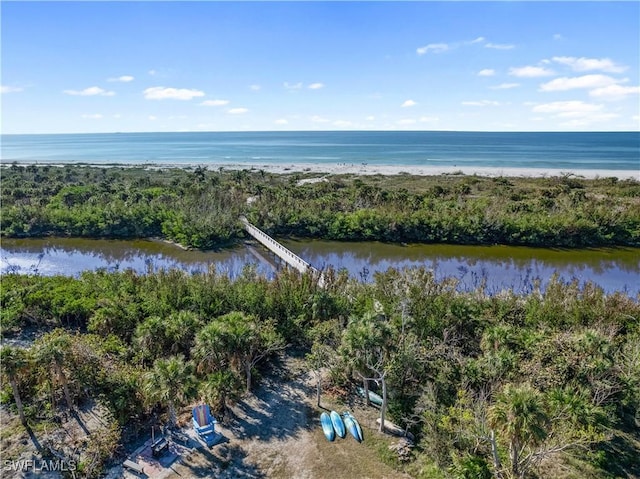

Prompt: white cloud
[
  {"left": 551, "top": 56, "right": 627, "bottom": 73},
  {"left": 419, "top": 116, "right": 439, "bottom": 122},
  {"left": 64, "top": 86, "right": 115, "bottom": 96},
  {"left": 148, "top": 70, "right": 157, "bottom": 76},
  {"left": 417, "top": 43, "right": 449, "bottom": 55},
  {"left": 490, "top": 83, "right": 520, "bottom": 90},
  {"left": 509, "top": 66, "right": 556, "bottom": 78},
  {"left": 107, "top": 75, "right": 134, "bottom": 82},
  {"left": 397, "top": 119, "right": 417, "bottom": 125},
  {"left": 462, "top": 100, "right": 501, "bottom": 107},
  {"left": 333, "top": 120, "right": 352, "bottom": 127},
  {"left": 485, "top": 43, "right": 515, "bottom": 50},
  {"left": 310, "top": 115, "right": 330, "bottom": 123},
  {"left": 201, "top": 99, "right": 230, "bottom": 106},
  {"left": 143, "top": 87, "right": 205, "bottom": 100},
  {"left": 1, "top": 85, "right": 23, "bottom": 94},
  {"left": 401, "top": 99, "right": 417, "bottom": 108},
  {"left": 532, "top": 101, "right": 603, "bottom": 114},
  {"left": 556, "top": 110, "right": 601, "bottom": 119},
  {"left": 531, "top": 101, "right": 619, "bottom": 127},
  {"left": 559, "top": 113, "right": 619, "bottom": 127},
  {"left": 418, "top": 37, "right": 490, "bottom": 55},
  {"left": 365, "top": 116, "right": 376, "bottom": 121},
  {"left": 553, "top": 34, "right": 564, "bottom": 41},
  {"left": 113, "top": 114, "right": 121, "bottom": 119},
  {"left": 589, "top": 84, "right": 640, "bottom": 101},
  {"left": 275, "top": 119, "right": 288, "bottom": 125},
  {"left": 81, "top": 113, "right": 103, "bottom": 119},
  {"left": 308, "top": 83, "right": 325, "bottom": 90},
  {"left": 539, "top": 74, "right": 621, "bottom": 92},
  {"left": 284, "top": 82, "right": 303, "bottom": 90},
  {"left": 228, "top": 108, "right": 248, "bottom": 114},
  {"left": 478, "top": 69, "right": 495, "bottom": 77},
  {"left": 249, "top": 84, "right": 261, "bottom": 91},
  {"left": 148, "top": 115, "right": 157, "bottom": 121}
]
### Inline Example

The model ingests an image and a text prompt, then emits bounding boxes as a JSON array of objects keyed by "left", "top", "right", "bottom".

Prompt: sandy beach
[
  {"left": 227, "top": 162, "right": 640, "bottom": 180},
  {"left": 12, "top": 161, "right": 638, "bottom": 180}
]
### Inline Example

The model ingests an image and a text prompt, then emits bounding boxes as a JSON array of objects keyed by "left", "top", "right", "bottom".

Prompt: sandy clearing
[{"left": 162, "top": 355, "right": 412, "bottom": 479}]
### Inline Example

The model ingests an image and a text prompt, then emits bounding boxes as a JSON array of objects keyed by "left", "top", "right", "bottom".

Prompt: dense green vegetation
[
  {"left": 2, "top": 164, "right": 639, "bottom": 248},
  {"left": 2, "top": 164, "right": 639, "bottom": 476},
  {"left": 1, "top": 268, "right": 639, "bottom": 478}
]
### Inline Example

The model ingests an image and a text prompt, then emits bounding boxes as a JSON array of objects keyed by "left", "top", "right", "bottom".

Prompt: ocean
[{"left": 1, "top": 131, "right": 639, "bottom": 172}]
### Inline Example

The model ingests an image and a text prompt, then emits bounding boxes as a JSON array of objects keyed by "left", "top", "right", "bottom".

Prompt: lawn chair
[{"left": 192, "top": 404, "right": 219, "bottom": 446}]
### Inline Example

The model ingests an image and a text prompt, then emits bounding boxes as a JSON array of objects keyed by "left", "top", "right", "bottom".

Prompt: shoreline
[
  {"left": 3, "top": 161, "right": 639, "bottom": 180},
  {"left": 231, "top": 163, "right": 640, "bottom": 180}
]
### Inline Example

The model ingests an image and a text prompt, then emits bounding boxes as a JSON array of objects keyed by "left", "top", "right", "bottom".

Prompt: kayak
[
  {"left": 357, "top": 386, "right": 383, "bottom": 407},
  {"left": 330, "top": 410, "right": 346, "bottom": 438},
  {"left": 320, "top": 412, "right": 335, "bottom": 441},
  {"left": 342, "top": 412, "right": 363, "bottom": 442}
]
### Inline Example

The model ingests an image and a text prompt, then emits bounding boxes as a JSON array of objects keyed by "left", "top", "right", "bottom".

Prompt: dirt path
[{"left": 163, "top": 355, "right": 411, "bottom": 479}]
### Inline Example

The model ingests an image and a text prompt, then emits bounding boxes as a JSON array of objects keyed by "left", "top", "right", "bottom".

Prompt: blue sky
[{"left": 1, "top": 1, "right": 639, "bottom": 134}]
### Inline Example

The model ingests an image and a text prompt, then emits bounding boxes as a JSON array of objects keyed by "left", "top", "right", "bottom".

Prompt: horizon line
[{"left": 2, "top": 129, "right": 639, "bottom": 136}]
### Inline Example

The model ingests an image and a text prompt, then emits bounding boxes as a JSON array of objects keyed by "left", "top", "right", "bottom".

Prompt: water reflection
[
  {"left": 0, "top": 238, "right": 275, "bottom": 279},
  {"left": 1, "top": 238, "right": 638, "bottom": 296},
  {"left": 283, "top": 239, "right": 639, "bottom": 295}
]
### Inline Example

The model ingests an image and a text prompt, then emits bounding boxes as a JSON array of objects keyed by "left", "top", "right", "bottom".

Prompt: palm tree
[
  {"left": 0, "top": 346, "right": 30, "bottom": 426},
  {"left": 488, "top": 384, "right": 549, "bottom": 479},
  {"left": 143, "top": 355, "right": 196, "bottom": 428},
  {"left": 35, "top": 330, "right": 74, "bottom": 411},
  {"left": 193, "top": 312, "right": 284, "bottom": 393},
  {"left": 193, "top": 165, "right": 207, "bottom": 183},
  {"left": 223, "top": 312, "right": 284, "bottom": 393},
  {"left": 134, "top": 316, "right": 165, "bottom": 362},
  {"left": 202, "top": 370, "right": 242, "bottom": 417},
  {"left": 164, "top": 310, "right": 201, "bottom": 355},
  {"left": 192, "top": 321, "right": 229, "bottom": 375},
  {"left": 480, "top": 324, "right": 514, "bottom": 353}
]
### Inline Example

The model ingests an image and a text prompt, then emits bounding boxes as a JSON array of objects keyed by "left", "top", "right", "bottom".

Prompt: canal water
[{"left": 1, "top": 238, "right": 638, "bottom": 296}]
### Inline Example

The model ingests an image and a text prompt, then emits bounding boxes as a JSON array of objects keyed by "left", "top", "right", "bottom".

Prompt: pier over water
[{"left": 239, "top": 217, "right": 325, "bottom": 287}]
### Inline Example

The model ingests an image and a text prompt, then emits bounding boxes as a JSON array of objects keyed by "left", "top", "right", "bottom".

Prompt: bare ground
[
  {"left": 0, "top": 400, "right": 116, "bottom": 479},
  {"left": 162, "top": 355, "right": 412, "bottom": 479}
]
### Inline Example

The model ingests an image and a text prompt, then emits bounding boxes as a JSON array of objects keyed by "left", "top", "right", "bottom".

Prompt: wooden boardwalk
[{"left": 240, "top": 216, "right": 324, "bottom": 287}]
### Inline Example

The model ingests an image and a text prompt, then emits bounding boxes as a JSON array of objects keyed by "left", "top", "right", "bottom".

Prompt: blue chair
[{"left": 192, "top": 404, "right": 218, "bottom": 446}]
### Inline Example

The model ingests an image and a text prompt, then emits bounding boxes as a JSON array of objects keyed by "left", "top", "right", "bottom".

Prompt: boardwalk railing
[{"left": 240, "top": 216, "right": 324, "bottom": 286}]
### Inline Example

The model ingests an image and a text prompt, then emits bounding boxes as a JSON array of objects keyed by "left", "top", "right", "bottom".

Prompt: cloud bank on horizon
[{"left": 1, "top": 2, "right": 638, "bottom": 134}]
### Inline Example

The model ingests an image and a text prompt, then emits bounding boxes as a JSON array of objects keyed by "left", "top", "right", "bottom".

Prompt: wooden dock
[{"left": 240, "top": 216, "right": 324, "bottom": 287}]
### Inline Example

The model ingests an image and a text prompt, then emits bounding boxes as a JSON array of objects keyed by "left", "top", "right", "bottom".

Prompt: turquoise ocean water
[{"left": 1, "top": 131, "right": 639, "bottom": 171}]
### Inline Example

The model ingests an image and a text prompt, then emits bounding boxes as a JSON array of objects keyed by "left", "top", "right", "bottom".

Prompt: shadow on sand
[
  {"left": 224, "top": 355, "right": 315, "bottom": 444},
  {"left": 186, "top": 443, "right": 266, "bottom": 478},
  {"left": 25, "top": 425, "right": 43, "bottom": 452}
]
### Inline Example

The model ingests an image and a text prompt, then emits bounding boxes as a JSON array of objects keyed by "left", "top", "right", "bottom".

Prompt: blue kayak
[
  {"left": 357, "top": 386, "right": 383, "bottom": 407},
  {"left": 343, "top": 412, "right": 363, "bottom": 442},
  {"left": 330, "top": 410, "right": 346, "bottom": 438},
  {"left": 320, "top": 412, "right": 335, "bottom": 442}
]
